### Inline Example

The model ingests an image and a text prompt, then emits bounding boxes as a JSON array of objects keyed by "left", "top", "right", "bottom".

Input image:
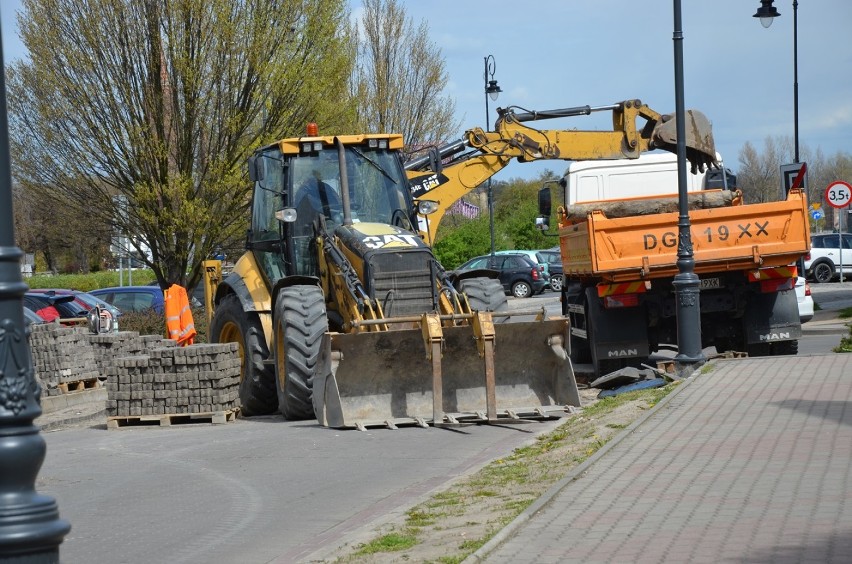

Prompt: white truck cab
[{"left": 562, "top": 151, "right": 732, "bottom": 204}]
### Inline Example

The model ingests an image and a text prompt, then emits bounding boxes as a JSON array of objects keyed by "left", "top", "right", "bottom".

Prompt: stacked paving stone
[
  {"left": 29, "top": 323, "right": 100, "bottom": 396},
  {"left": 104, "top": 343, "right": 241, "bottom": 417},
  {"left": 87, "top": 331, "right": 176, "bottom": 378}
]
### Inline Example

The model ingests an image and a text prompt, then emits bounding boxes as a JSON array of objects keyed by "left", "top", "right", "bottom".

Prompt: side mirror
[
  {"left": 536, "top": 186, "right": 552, "bottom": 231},
  {"left": 538, "top": 186, "right": 552, "bottom": 217},
  {"left": 248, "top": 155, "right": 265, "bottom": 182}
]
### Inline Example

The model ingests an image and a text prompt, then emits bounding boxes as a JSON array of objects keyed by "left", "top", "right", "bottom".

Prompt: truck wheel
[
  {"left": 772, "top": 340, "right": 799, "bottom": 356},
  {"left": 566, "top": 291, "right": 592, "bottom": 364},
  {"left": 812, "top": 261, "right": 834, "bottom": 283},
  {"left": 511, "top": 280, "right": 532, "bottom": 299},
  {"left": 746, "top": 343, "right": 771, "bottom": 357},
  {"left": 549, "top": 274, "right": 563, "bottom": 292},
  {"left": 209, "top": 294, "right": 277, "bottom": 416},
  {"left": 274, "top": 285, "right": 327, "bottom": 420},
  {"left": 459, "top": 277, "right": 509, "bottom": 317}
]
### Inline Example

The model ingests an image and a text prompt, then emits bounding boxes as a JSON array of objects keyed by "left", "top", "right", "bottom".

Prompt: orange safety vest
[{"left": 164, "top": 284, "right": 196, "bottom": 346}]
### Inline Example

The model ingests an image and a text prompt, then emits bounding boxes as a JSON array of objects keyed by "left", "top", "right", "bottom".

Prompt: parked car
[
  {"left": 89, "top": 286, "right": 165, "bottom": 314},
  {"left": 28, "top": 289, "right": 122, "bottom": 320},
  {"left": 493, "top": 250, "right": 549, "bottom": 282},
  {"left": 803, "top": 233, "right": 852, "bottom": 283},
  {"left": 23, "top": 305, "right": 46, "bottom": 326},
  {"left": 452, "top": 253, "right": 547, "bottom": 298},
  {"left": 538, "top": 248, "right": 564, "bottom": 291},
  {"left": 795, "top": 276, "right": 814, "bottom": 324},
  {"left": 23, "top": 292, "right": 90, "bottom": 324}
]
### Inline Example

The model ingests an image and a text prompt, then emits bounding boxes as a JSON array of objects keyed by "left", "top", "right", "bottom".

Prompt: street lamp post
[
  {"left": 672, "top": 0, "right": 705, "bottom": 375},
  {"left": 484, "top": 55, "right": 502, "bottom": 259},
  {"left": 753, "top": 0, "right": 799, "bottom": 163},
  {"left": 0, "top": 28, "right": 71, "bottom": 561}
]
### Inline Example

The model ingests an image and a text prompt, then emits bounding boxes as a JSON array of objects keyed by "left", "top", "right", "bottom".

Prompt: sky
[{"left": 3, "top": 1, "right": 851, "bottom": 183}]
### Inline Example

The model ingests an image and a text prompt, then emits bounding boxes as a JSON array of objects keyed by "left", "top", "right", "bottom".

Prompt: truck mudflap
[
  {"left": 313, "top": 313, "right": 581, "bottom": 430},
  {"left": 743, "top": 289, "right": 802, "bottom": 345}
]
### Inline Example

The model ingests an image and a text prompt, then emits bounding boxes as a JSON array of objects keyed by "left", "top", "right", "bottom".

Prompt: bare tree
[
  {"left": 737, "top": 137, "right": 788, "bottom": 203},
  {"left": 737, "top": 136, "right": 852, "bottom": 232},
  {"left": 8, "top": 0, "right": 356, "bottom": 289},
  {"left": 350, "top": 0, "right": 460, "bottom": 157}
]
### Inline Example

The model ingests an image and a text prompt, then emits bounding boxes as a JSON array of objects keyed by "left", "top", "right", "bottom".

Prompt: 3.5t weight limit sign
[{"left": 825, "top": 181, "right": 852, "bottom": 209}]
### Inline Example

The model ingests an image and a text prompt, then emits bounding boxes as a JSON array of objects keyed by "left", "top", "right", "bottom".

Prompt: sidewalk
[
  {"left": 802, "top": 307, "right": 851, "bottom": 334},
  {"left": 468, "top": 352, "right": 852, "bottom": 563}
]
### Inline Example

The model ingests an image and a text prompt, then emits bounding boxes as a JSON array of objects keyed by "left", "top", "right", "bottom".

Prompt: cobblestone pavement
[{"left": 472, "top": 353, "right": 852, "bottom": 563}]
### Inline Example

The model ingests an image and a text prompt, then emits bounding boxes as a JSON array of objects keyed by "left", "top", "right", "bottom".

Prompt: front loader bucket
[
  {"left": 650, "top": 109, "right": 718, "bottom": 172},
  {"left": 313, "top": 315, "right": 580, "bottom": 430}
]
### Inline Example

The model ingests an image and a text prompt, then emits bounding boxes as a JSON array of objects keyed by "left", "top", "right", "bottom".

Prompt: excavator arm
[{"left": 406, "top": 99, "right": 717, "bottom": 243}]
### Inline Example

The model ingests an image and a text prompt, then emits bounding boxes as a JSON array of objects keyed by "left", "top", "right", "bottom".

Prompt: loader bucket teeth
[
  {"left": 312, "top": 318, "right": 581, "bottom": 430},
  {"left": 650, "top": 109, "right": 718, "bottom": 173}
]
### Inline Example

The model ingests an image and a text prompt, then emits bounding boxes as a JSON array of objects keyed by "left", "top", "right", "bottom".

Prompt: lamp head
[
  {"left": 486, "top": 79, "right": 502, "bottom": 101},
  {"left": 753, "top": 0, "right": 780, "bottom": 28}
]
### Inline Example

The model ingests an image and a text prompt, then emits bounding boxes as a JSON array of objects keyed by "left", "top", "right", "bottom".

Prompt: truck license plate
[{"left": 700, "top": 277, "right": 721, "bottom": 289}]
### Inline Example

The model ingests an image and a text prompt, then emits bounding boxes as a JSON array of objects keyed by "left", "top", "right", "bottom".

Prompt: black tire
[
  {"left": 459, "top": 277, "right": 509, "bottom": 312},
  {"left": 567, "top": 291, "right": 592, "bottom": 365},
  {"left": 549, "top": 274, "right": 563, "bottom": 292},
  {"left": 209, "top": 294, "right": 277, "bottom": 416},
  {"left": 812, "top": 261, "right": 834, "bottom": 283},
  {"left": 511, "top": 280, "right": 532, "bottom": 299},
  {"left": 772, "top": 340, "right": 799, "bottom": 356},
  {"left": 746, "top": 343, "right": 771, "bottom": 357},
  {"left": 274, "top": 285, "right": 327, "bottom": 420}
]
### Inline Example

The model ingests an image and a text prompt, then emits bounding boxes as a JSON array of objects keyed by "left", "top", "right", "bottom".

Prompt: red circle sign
[{"left": 825, "top": 181, "right": 852, "bottom": 209}]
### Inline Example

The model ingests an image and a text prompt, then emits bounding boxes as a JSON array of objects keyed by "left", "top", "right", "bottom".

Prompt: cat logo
[{"left": 363, "top": 234, "right": 421, "bottom": 249}]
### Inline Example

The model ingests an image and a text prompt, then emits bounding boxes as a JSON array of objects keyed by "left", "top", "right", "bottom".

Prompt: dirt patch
[{"left": 322, "top": 383, "right": 677, "bottom": 563}]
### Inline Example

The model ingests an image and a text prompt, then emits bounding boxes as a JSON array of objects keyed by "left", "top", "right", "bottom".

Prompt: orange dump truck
[{"left": 538, "top": 186, "right": 810, "bottom": 378}]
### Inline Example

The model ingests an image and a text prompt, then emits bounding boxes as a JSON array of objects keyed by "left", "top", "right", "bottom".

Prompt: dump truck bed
[{"left": 559, "top": 189, "right": 810, "bottom": 283}]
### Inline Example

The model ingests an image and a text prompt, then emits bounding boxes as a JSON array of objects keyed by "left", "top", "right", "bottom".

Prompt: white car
[
  {"left": 795, "top": 276, "right": 814, "bottom": 323},
  {"left": 804, "top": 233, "right": 852, "bottom": 283}
]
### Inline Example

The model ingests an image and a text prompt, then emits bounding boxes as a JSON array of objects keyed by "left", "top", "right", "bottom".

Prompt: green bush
[
  {"left": 117, "top": 309, "right": 165, "bottom": 338},
  {"left": 27, "top": 270, "right": 156, "bottom": 292}
]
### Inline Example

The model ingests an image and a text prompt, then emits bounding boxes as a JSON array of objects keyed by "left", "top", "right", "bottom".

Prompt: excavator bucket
[
  {"left": 313, "top": 314, "right": 581, "bottom": 430},
  {"left": 650, "top": 109, "right": 718, "bottom": 173}
]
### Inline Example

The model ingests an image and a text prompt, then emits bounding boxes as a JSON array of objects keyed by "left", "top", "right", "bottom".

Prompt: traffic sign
[
  {"left": 781, "top": 162, "right": 808, "bottom": 197},
  {"left": 825, "top": 181, "right": 852, "bottom": 209},
  {"left": 810, "top": 209, "right": 824, "bottom": 221}
]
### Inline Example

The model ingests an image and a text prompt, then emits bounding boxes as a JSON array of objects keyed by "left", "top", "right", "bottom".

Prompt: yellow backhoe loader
[{"left": 206, "top": 128, "right": 580, "bottom": 429}]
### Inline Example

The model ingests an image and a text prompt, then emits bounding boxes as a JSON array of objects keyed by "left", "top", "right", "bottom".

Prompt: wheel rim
[
  {"left": 219, "top": 320, "right": 246, "bottom": 381},
  {"left": 550, "top": 276, "right": 562, "bottom": 291},
  {"left": 514, "top": 282, "right": 530, "bottom": 298},
  {"left": 815, "top": 264, "right": 832, "bottom": 282}
]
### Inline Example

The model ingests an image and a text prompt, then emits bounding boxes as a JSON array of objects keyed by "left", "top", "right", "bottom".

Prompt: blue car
[{"left": 89, "top": 286, "right": 165, "bottom": 314}]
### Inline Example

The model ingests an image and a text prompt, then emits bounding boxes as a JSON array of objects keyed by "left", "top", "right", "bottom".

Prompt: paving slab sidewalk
[{"left": 469, "top": 353, "right": 852, "bottom": 563}]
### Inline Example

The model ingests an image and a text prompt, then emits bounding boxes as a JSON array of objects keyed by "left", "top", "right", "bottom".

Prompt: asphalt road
[{"left": 40, "top": 410, "right": 564, "bottom": 563}]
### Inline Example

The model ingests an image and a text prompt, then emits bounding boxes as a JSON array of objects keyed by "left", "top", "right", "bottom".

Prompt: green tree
[
  {"left": 350, "top": 0, "right": 459, "bottom": 156},
  {"left": 433, "top": 217, "right": 492, "bottom": 269},
  {"left": 434, "top": 172, "right": 560, "bottom": 268},
  {"left": 8, "top": 0, "right": 356, "bottom": 289}
]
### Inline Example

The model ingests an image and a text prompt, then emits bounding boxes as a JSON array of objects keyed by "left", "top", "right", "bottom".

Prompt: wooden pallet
[
  {"left": 107, "top": 409, "right": 237, "bottom": 430},
  {"left": 57, "top": 379, "right": 102, "bottom": 394}
]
